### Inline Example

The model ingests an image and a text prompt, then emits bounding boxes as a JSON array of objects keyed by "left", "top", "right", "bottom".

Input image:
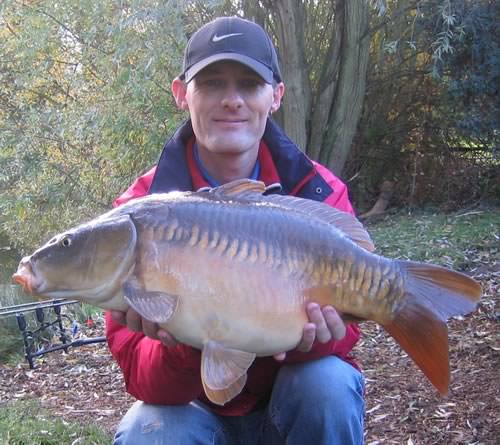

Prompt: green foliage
[
  {"left": 0, "top": 399, "right": 111, "bottom": 444},
  {"left": 440, "top": 1, "right": 499, "bottom": 148},
  {"left": 0, "top": 284, "right": 31, "bottom": 365},
  {"left": 347, "top": 0, "right": 498, "bottom": 211},
  {"left": 0, "top": 0, "right": 188, "bottom": 251},
  {"left": 0, "top": 0, "right": 497, "bottom": 253}
]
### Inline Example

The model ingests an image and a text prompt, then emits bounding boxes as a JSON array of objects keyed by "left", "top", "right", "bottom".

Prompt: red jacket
[{"left": 106, "top": 119, "right": 361, "bottom": 416}]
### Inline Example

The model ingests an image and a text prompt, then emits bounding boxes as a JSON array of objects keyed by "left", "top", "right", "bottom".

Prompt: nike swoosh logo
[{"left": 212, "top": 33, "right": 243, "bottom": 42}]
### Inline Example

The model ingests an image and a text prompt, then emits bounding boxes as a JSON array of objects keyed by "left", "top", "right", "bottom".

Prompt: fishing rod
[{"left": 0, "top": 299, "right": 80, "bottom": 318}]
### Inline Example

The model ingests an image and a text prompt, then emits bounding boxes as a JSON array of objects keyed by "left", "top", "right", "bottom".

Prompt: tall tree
[
  {"left": 247, "top": 0, "right": 371, "bottom": 176},
  {"left": 0, "top": 0, "right": 187, "bottom": 249}
]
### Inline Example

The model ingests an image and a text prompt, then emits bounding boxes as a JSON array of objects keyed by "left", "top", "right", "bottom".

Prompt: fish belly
[{"left": 142, "top": 244, "right": 308, "bottom": 356}]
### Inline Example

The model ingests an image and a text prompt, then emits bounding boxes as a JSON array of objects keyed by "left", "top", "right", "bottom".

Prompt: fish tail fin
[{"left": 383, "top": 262, "right": 481, "bottom": 395}]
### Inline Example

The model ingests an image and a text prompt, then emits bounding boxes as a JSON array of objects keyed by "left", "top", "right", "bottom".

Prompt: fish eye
[{"left": 60, "top": 236, "right": 72, "bottom": 247}]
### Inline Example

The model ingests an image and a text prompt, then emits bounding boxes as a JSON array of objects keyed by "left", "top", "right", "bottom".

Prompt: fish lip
[
  {"left": 12, "top": 259, "right": 42, "bottom": 295},
  {"left": 12, "top": 270, "right": 33, "bottom": 294},
  {"left": 12, "top": 272, "right": 31, "bottom": 293}
]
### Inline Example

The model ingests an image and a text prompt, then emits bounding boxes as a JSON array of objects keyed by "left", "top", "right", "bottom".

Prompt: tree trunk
[
  {"left": 323, "top": 0, "right": 370, "bottom": 176},
  {"left": 308, "top": 0, "right": 344, "bottom": 161},
  {"left": 248, "top": 0, "right": 369, "bottom": 175},
  {"left": 267, "top": 0, "right": 310, "bottom": 150}
]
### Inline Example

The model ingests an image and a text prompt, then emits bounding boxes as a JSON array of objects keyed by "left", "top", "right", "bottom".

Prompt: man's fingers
[
  {"left": 125, "top": 308, "right": 143, "bottom": 332},
  {"left": 110, "top": 310, "right": 126, "bottom": 325},
  {"left": 323, "top": 305, "right": 346, "bottom": 341},
  {"left": 297, "top": 322, "right": 316, "bottom": 352},
  {"left": 158, "top": 329, "right": 178, "bottom": 348},
  {"left": 307, "top": 303, "right": 332, "bottom": 343},
  {"left": 142, "top": 319, "right": 159, "bottom": 339},
  {"left": 273, "top": 352, "right": 287, "bottom": 361}
]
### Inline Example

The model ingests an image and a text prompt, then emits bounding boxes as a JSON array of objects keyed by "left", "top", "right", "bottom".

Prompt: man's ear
[
  {"left": 270, "top": 82, "right": 285, "bottom": 114},
  {"left": 171, "top": 77, "right": 189, "bottom": 111}
]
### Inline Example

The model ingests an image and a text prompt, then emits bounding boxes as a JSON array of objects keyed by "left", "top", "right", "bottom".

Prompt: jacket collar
[{"left": 149, "top": 119, "right": 332, "bottom": 201}]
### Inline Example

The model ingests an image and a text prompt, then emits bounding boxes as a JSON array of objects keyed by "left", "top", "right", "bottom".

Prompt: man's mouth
[{"left": 214, "top": 118, "right": 247, "bottom": 124}]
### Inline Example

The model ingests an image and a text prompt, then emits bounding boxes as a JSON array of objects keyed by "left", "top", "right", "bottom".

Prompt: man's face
[{"left": 173, "top": 61, "right": 284, "bottom": 157}]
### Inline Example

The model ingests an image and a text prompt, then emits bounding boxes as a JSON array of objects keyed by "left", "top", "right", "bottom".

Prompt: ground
[{"left": 0, "top": 267, "right": 498, "bottom": 444}]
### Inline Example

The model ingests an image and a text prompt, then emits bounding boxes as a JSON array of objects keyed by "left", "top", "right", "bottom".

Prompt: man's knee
[
  {"left": 113, "top": 401, "right": 224, "bottom": 445},
  {"left": 114, "top": 402, "right": 165, "bottom": 444},
  {"left": 275, "top": 356, "right": 364, "bottom": 406},
  {"left": 268, "top": 356, "right": 365, "bottom": 444}
]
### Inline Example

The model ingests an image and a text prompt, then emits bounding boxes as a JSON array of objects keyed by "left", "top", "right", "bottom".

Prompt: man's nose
[{"left": 221, "top": 85, "right": 243, "bottom": 109}]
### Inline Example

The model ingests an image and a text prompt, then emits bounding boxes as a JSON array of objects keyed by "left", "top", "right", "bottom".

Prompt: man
[{"left": 108, "top": 16, "right": 364, "bottom": 444}]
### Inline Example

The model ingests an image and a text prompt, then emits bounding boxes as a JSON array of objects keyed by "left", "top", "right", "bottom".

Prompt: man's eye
[
  {"left": 240, "top": 79, "right": 261, "bottom": 88},
  {"left": 203, "top": 79, "right": 224, "bottom": 87}
]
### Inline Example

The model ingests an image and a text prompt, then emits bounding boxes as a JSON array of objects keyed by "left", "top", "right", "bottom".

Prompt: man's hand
[
  {"left": 273, "top": 302, "right": 346, "bottom": 361},
  {"left": 110, "top": 308, "right": 178, "bottom": 348}
]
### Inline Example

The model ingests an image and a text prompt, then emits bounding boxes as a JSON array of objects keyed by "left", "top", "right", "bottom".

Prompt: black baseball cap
[{"left": 180, "top": 17, "right": 282, "bottom": 84}]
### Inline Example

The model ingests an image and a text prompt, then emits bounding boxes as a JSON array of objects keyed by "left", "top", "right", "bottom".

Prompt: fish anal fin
[
  {"left": 201, "top": 340, "right": 256, "bottom": 406},
  {"left": 384, "top": 300, "right": 450, "bottom": 395},
  {"left": 123, "top": 282, "right": 178, "bottom": 324},
  {"left": 202, "top": 374, "right": 247, "bottom": 407},
  {"left": 210, "top": 179, "right": 266, "bottom": 198}
]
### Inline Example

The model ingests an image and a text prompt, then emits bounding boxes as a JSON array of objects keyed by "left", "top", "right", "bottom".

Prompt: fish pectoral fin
[
  {"left": 123, "top": 282, "right": 178, "bottom": 324},
  {"left": 201, "top": 340, "right": 256, "bottom": 406}
]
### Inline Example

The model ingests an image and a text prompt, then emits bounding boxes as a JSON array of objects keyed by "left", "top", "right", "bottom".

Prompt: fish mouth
[
  {"left": 12, "top": 272, "right": 33, "bottom": 294},
  {"left": 12, "top": 258, "right": 36, "bottom": 295}
]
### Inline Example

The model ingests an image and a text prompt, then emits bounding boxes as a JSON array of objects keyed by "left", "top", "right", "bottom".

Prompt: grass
[
  {"left": 0, "top": 323, "right": 24, "bottom": 365},
  {"left": 366, "top": 208, "right": 499, "bottom": 270},
  {"left": 0, "top": 400, "right": 110, "bottom": 445}
]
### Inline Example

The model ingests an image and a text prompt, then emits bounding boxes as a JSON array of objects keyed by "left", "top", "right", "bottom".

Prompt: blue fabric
[
  {"left": 193, "top": 142, "right": 260, "bottom": 187},
  {"left": 113, "top": 356, "right": 365, "bottom": 445}
]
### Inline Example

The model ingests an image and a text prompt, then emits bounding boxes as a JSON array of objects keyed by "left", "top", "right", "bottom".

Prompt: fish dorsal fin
[
  {"left": 262, "top": 195, "right": 375, "bottom": 252},
  {"left": 210, "top": 179, "right": 266, "bottom": 198},
  {"left": 201, "top": 340, "right": 256, "bottom": 406},
  {"left": 210, "top": 179, "right": 374, "bottom": 251}
]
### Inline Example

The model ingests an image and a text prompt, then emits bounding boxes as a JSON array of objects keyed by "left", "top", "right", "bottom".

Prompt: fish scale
[
  {"left": 145, "top": 198, "right": 401, "bottom": 310},
  {"left": 144, "top": 198, "right": 401, "bottom": 321},
  {"left": 155, "top": 200, "right": 302, "bottom": 275}
]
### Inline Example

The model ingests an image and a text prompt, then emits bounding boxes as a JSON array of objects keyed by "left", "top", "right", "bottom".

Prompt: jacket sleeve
[
  {"left": 283, "top": 161, "right": 361, "bottom": 364},
  {"left": 106, "top": 312, "right": 204, "bottom": 404}
]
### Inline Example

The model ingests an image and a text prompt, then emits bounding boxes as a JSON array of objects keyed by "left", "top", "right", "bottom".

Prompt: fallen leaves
[
  {"left": 358, "top": 262, "right": 499, "bottom": 444},
  {"left": 0, "top": 320, "right": 133, "bottom": 434}
]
